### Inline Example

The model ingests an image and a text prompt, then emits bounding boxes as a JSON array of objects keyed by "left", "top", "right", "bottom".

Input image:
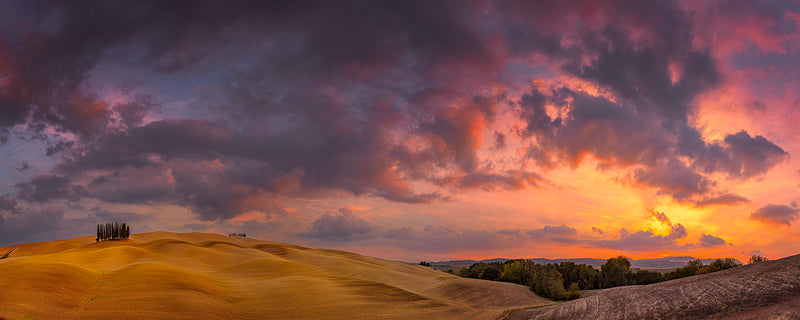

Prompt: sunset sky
[{"left": 0, "top": 0, "right": 799, "bottom": 263}]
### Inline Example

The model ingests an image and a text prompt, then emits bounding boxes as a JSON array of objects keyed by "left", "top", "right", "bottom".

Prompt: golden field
[{"left": 0, "top": 232, "right": 551, "bottom": 319}]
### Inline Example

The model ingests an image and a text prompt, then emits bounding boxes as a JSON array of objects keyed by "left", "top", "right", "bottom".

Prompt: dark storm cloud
[
  {"left": 15, "top": 162, "right": 30, "bottom": 171},
  {"left": 525, "top": 223, "right": 580, "bottom": 243},
  {"left": 1, "top": 0, "right": 790, "bottom": 224},
  {"left": 67, "top": 207, "right": 145, "bottom": 225},
  {"left": 301, "top": 208, "right": 380, "bottom": 241},
  {"left": 502, "top": 0, "right": 787, "bottom": 199},
  {"left": 633, "top": 160, "right": 713, "bottom": 201},
  {"left": 15, "top": 174, "right": 84, "bottom": 203},
  {"left": 694, "top": 193, "right": 750, "bottom": 207},
  {"left": 434, "top": 170, "right": 544, "bottom": 191},
  {"left": 297, "top": 209, "right": 726, "bottom": 254},
  {"left": 0, "top": 0, "right": 294, "bottom": 135},
  {"left": 698, "top": 234, "right": 727, "bottom": 248},
  {"left": 14, "top": 0, "right": 499, "bottom": 219},
  {"left": 704, "top": 131, "right": 788, "bottom": 178},
  {"left": 0, "top": 206, "right": 65, "bottom": 245},
  {"left": 750, "top": 204, "right": 799, "bottom": 226},
  {"left": 301, "top": 217, "right": 586, "bottom": 252},
  {"left": 0, "top": 194, "right": 18, "bottom": 214},
  {"left": 115, "top": 95, "right": 161, "bottom": 129},
  {"left": 590, "top": 229, "right": 684, "bottom": 252}
]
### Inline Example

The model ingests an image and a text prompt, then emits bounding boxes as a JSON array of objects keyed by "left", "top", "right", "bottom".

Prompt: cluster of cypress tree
[
  {"left": 96, "top": 222, "right": 130, "bottom": 241},
  {"left": 228, "top": 232, "right": 246, "bottom": 237}
]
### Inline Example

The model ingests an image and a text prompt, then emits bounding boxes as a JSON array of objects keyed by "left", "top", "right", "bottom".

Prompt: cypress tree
[{"left": 96, "top": 221, "right": 131, "bottom": 241}]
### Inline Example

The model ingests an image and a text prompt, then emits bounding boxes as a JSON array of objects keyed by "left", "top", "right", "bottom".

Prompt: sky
[{"left": 0, "top": 0, "right": 799, "bottom": 263}]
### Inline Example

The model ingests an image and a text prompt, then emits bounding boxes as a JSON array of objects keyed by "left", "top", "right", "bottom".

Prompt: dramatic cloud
[
  {"left": 15, "top": 175, "right": 84, "bottom": 203},
  {"left": 590, "top": 229, "right": 685, "bottom": 252},
  {"left": 694, "top": 193, "right": 750, "bottom": 207},
  {"left": 0, "top": 0, "right": 797, "bottom": 260},
  {"left": 0, "top": 194, "right": 18, "bottom": 214},
  {"left": 7, "top": 0, "right": 789, "bottom": 220},
  {"left": 525, "top": 224, "right": 580, "bottom": 243},
  {"left": 751, "top": 204, "right": 799, "bottom": 226},
  {"left": 698, "top": 234, "right": 728, "bottom": 248},
  {"left": 0, "top": 206, "right": 65, "bottom": 245},
  {"left": 302, "top": 208, "right": 380, "bottom": 241}
]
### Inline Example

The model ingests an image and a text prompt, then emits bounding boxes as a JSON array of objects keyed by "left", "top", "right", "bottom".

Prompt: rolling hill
[
  {"left": 0, "top": 232, "right": 551, "bottom": 320},
  {"left": 509, "top": 254, "right": 800, "bottom": 319}
]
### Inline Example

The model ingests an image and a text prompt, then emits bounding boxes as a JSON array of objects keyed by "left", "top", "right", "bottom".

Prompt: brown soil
[
  {"left": 510, "top": 254, "right": 800, "bottom": 319},
  {"left": 0, "top": 232, "right": 551, "bottom": 320}
]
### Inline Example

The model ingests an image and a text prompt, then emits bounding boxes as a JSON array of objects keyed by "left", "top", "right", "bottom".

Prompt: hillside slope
[
  {"left": 0, "top": 232, "right": 551, "bottom": 320},
  {"left": 510, "top": 254, "right": 800, "bottom": 319}
]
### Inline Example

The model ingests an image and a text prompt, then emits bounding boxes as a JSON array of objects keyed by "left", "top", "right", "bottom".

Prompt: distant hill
[
  {"left": 0, "top": 232, "right": 551, "bottom": 320},
  {"left": 432, "top": 256, "right": 743, "bottom": 271},
  {"left": 510, "top": 254, "right": 800, "bottom": 319}
]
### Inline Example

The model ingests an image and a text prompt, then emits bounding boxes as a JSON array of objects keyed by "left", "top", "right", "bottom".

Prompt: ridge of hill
[
  {"left": 0, "top": 232, "right": 551, "bottom": 320},
  {"left": 509, "top": 253, "right": 800, "bottom": 319}
]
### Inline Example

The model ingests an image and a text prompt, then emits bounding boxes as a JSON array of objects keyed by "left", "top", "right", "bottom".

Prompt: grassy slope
[{"left": 0, "top": 232, "right": 551, "bottom": 320}]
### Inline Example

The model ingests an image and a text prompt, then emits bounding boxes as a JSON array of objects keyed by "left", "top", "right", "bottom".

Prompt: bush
[
  {"left": 566, "top": 282, "right": 581, "bottom": 300},
  {"left": 749, "top": 255, "right": 769, "bottom": 264},
  {"left": 418, "top": 261, "right": 431, "bottom": 267},
  {"left": 697, "top": 258, "right": 740, "bottom": 274}
]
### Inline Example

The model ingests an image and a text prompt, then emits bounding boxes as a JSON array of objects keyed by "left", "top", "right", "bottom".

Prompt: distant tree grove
[
  {"left": 455, "top": 256, "right": 741, "bottom": 301},
  {"left": 96, "top": 222, "right": 130, "bottom": 242},
  {"left": 748, "top": 255, "right": 769, "bottom": 264}
]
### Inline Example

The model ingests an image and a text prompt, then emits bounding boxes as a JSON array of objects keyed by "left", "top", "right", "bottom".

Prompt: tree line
[
  {"left": 96, "top": 222, "right": 130, "bottom": 241},
  {"left": 448, "top": 255, "right": 748, "bottom": 301}
]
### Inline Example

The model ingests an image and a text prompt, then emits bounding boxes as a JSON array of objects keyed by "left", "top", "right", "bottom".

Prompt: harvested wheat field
[
  {"left": 510, "top": 254, "right": 800, "bottom": 320},
  {"left": 0, "top": 232, "right": 551, "bottom": 320}
]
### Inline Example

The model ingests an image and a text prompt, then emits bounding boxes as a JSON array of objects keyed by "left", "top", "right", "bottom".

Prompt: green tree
[
  {"left": 555, "top": 262, "right": 579, "bottom": 289},
  {"left": 748, "top": 255, "right": 769, "bottom": 264},
  {"left": 463, "top": 262, "right": 489, "bottom": 278},
  {"left": 665, "top": 260, "right": 704, "bottom": 280},
  {"left": 566, "top": 282, "right": 581, "bottom": 300},
  {"left": 479, "top": 265, "right": 501, "bottom": 280},
  {"left": 600, "top": 256, "right": 631, "bottom": 288},
  {"left": 501, "top": 260, "right": 536, "bottom": 286},
  {"left": 577, "top": 263, "right": 600, "bottom": 289},
  {"left": 697, "top": 258, "right": 740, "bottom": 274},
  {"left": 539, "top": 268, "right": 566, "bottom": 300},
  {"left": 630, "top": 269, "right": 664, "bottom": 285}
]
